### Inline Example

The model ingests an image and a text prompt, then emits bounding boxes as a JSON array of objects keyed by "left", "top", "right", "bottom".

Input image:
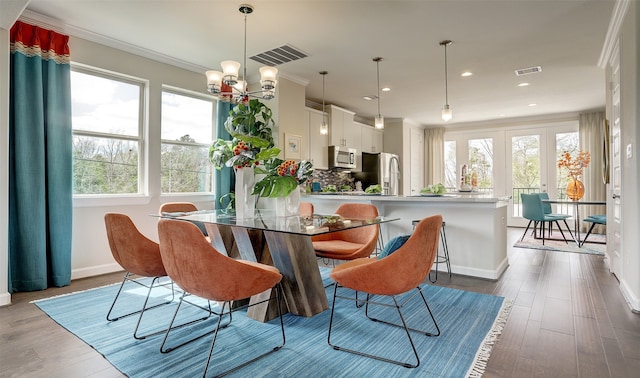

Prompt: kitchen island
[{"left": 304, "top": 193, "right": 511, "bottom": 280}]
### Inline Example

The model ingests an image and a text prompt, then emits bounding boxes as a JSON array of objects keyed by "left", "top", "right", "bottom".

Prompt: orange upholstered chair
[
  {"left": 159, "top": 202, "right": 210, "bottom": 238},
  {"left": 157, "top": 218, "right": 285, "bottom": 377},
  {"left": 327, "top": 215, "right": 443, "bottom": 368},
  {"left": 312, "top": 203, "right": 379, "bottom": 261},
  {"left": 299, "top": 201, "right": 314, "bottom": 218},
  {"left": 159, "top": 202, "right": 198, "bottom": 214},
  {"left": 104, "top": 213, "right": 174, "bottom": 339}
]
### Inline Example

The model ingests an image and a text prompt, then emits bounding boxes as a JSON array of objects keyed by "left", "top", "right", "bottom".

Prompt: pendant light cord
[
  {"left": 444, "top": 42, "right": 449, "bottom": 106},
  {"left": 376, "top": 60, "right": 381, "bottom": 116}
]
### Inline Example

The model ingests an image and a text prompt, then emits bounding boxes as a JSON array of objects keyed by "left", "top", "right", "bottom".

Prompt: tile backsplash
[{"left": 310, "top": 169, "right": 354, "bottom": 190}]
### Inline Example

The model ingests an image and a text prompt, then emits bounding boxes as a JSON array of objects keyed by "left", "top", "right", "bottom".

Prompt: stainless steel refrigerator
[{"left": 354, "top": 152, "right": 401, "bottom": 195}]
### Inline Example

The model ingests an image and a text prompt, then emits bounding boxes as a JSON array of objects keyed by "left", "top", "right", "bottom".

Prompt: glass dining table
[
  {"left": 159, "top": 209, "right": 399, "bottom": 322},
  {"left": 540, "top": 199, "right": 606, "bottom": 247}
]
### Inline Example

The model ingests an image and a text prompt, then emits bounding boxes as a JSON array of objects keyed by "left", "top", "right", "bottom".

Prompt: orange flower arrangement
[{"left": 557, "top": 150, "right": 591, "bottom": 180}]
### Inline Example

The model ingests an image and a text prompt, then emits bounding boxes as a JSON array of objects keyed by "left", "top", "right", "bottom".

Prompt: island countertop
[
  {"left": 304, "top": 192, "right": 510, "bottom": 280},
  {"left": 303, "top": 193, "right": 511, "bottom": 205}
]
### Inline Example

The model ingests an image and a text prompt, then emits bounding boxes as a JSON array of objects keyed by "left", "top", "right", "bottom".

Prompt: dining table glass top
[{"left": 160, "top": 209, "right": 399, "bottom": 236}]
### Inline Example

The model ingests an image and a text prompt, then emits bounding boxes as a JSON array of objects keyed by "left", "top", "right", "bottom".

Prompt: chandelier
[
  {"left": 205, "top": 4, "right": 278, "bottom": 102},
  {"left": 440, "top": 40, "right": 452, "bottom": 122},
  {"left": 373, "top": 57, "right": 384, "bottom": 129}
]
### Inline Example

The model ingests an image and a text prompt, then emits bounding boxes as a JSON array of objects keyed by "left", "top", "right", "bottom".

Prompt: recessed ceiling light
[
  {"left": 528, "top": 103, "right": 537, "bottom": 107},
  {"left": 518, "top": 82, "right": 530, "bottom": 87},
  {"left": 363, "top": 96, "right": 374, "bottom": 101},
  {"left": 461, "top": 71, "right": 473, "bottom": 77},
  {"left": 381, "top": 87, "right": 391, "bottom": 92}
]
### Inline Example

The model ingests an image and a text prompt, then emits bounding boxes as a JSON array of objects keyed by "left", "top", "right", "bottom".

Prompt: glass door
[{"left": 506, "top": 125, "right": 578, "bottom": 227}]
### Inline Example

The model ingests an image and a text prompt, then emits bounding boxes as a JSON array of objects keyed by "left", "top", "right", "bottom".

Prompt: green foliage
[
  {"left": 253, "top": 159, "right": 314, "bottom": 198},
  {"left": 209, "top": 99, "right": 277, "bottom": 170}
]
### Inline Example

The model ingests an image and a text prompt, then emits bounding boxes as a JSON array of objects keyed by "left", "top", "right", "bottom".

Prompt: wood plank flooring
[{"left": 1, "top": 228, "right": 639, "bottom": 377}]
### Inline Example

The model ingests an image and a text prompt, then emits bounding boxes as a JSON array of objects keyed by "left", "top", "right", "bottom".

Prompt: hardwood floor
[{"left": 1, "top": 228, "right": 639, "bottom": 377}]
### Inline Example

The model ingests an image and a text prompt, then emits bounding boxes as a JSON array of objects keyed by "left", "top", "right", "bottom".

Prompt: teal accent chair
[
  {"left": 520, "top": 193, "right": 573, "bottom": 245},
  {"left": 538, "top": 192, "right": 573, "bottom": 238},
  {"left": 581, "top": 215, "right": 606, "bottom": 247}
]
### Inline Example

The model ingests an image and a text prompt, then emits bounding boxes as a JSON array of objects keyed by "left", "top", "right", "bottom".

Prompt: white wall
[{"left": 618, "top": 1, "right": 640, "bottom": 311}]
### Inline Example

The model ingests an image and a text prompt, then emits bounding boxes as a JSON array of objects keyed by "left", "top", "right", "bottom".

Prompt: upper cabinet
[
  {"left": 305, "top": 107, "right": 329, "bottom": 170},
  {"left": 360, "top": 124, "right": 383, "bottom": 153},
  {"left": 328, "top": 105, "right": 361, "bottom": 150}
]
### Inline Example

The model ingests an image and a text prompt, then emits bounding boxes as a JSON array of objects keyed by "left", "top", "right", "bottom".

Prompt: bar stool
[{"left": 413, "top": 219, "right": 451, "bottom": 283}]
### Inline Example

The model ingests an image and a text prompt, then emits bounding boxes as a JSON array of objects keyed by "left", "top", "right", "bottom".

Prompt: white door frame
[
  {"left": 608, "top": 41, "right": 622, "bottom": 278},
  {"left": 506, "top": 123, "right": 578, "bottom": 227}
]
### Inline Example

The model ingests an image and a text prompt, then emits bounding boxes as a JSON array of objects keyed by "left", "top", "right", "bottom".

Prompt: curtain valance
[{"left": 10, "top": 20, "right": 70, "bottom": 64}]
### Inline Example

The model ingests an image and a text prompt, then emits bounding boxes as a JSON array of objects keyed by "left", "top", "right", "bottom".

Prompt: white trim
[
  {"left": 20, "top": 9, "right": 208, "bottom": 74},
  {"left": 619, "top": 278, "right": 640, "bottom": 313},
  {"left": 598, "top": 0, "right": 630, "bottom": 69},
  {"left": 70, "top": 263, "right": 122, "bottom": 280},
  {"left": 0, "top": 292, "right": 11, "bottom": 307},
  {"left": 73, "top": 195, "right": 152, "bottom": 208},
  {"left": 451, "top": 257, "right": 510, "bottom": 281}
]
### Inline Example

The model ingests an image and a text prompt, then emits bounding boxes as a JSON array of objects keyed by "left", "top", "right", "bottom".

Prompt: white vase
[
  {"left": 275, "top": 187, "right": 301, "bottom": 218},
  {"left": 234, "top": 167, "right": 256, "bottom": 219}
]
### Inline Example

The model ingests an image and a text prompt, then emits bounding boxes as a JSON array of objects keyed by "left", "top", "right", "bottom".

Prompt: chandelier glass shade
[
  {"left": 373, "top": 57, "right": 384, "bottom": 130},
  {"left": 205, "top": 4, "right": 278, "bottom": 102},
  {"left": 319, "top": 71, "right": 329, "bottom": 135},
  {"left": 440, "top": 40, "right": 452, "bottom": 122}
]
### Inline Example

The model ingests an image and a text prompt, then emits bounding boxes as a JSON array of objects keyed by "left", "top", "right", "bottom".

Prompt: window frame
[
  {"left": 70, "top": 63, "right": 149, "bottom": 204},
  {"left": 160, "top": 85, "right": 217, "bottom": 195}
]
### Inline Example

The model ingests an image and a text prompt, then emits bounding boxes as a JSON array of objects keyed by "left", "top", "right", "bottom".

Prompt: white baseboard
[
  {"left": 619, "top": 279, "right": 640, "bottom": 313},
  {"left": 0, "top": 292, "right": 11, "bottom": 306},
  {"left": 451, "top": 257, "right": 509, "bottom": 281},
  {"left": 71, "top": 263, "right": 122, "bottom": 280}
]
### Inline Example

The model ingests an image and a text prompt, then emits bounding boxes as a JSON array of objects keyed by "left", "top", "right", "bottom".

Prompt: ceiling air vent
[
  {"left": 515, "top": 66, "right": 542, "bottom": 76},
  {"left": 249, "top": 44, "right": 308, "bottom": 66}
]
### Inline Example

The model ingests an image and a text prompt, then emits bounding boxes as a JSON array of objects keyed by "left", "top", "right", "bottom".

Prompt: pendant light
[
  {"left": 319, "top": 71, "right": 328, "bottom": 135},
  {"left": 440, "top": 40, "right": 453, "bottom": 122},
  {"left": 373, "top": 57, "right": 384, "bottom": 129}
]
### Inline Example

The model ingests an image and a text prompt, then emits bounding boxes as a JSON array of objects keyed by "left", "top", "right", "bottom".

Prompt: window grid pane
[
  {"left": 161, "top": 90, "right": 215, "bottom": 194},
  {"left": 71, "top": 67, "right": 144, "bottom": 195}
]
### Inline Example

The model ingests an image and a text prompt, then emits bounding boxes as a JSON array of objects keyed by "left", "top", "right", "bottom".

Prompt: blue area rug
[{"left": 34, "top": 269, "right": 510, "bottom": 377}]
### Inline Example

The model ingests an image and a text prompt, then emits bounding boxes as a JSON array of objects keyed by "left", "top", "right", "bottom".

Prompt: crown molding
[
  {"left": 598, "top": 0, "right": 630, "bottom": 68},
  {"left": 19, "top": 9, "right": 209, "bottom": 74}
]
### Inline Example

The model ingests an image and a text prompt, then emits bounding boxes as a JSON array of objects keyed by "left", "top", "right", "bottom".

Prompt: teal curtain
[
  {"left": 214, "top": 101, "right": 233, "bottom": 208},
  {"left": 8, "top": 21, "right": 73, "bottom": 292}
]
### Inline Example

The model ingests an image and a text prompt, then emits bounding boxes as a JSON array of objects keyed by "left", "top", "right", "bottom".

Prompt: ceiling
[{"left": 23, "top": 0, "right": 615, "bottom": 127}]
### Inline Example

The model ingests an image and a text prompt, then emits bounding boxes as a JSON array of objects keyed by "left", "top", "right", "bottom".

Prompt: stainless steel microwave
[{"left": 328, "top": 146, "right": 357, "bottom": 170}]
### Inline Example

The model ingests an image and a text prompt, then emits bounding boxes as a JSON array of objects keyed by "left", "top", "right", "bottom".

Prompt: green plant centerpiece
[{"left": 209, "top": 99, "right": 313, "bottom": 200}]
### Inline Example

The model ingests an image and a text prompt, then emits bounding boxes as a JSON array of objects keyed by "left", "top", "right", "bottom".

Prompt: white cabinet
[
  {"left": 361, "top": 124, "right": 383, "bottom": 153},
  {"left": 305, "top": 108, "right": 329, "bottom": 169},
  {"left": 328, "top": 105, "right": 360, "bottom": 149}
]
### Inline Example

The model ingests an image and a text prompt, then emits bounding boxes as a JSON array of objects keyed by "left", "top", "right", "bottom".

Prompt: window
[
  {"left": 555, "top": 132, "right": 579, "bottom": 197},
  {"left": 444, "top": 141, "right": 457, "bottom": 190},
  {"left": 71, "top": 67, "right": 144, "bottom": 194},
  {"left": 161, "top": 89, "right": 215, "bottom": 193},
  {"left": 468, "top": 138, "right": 493, "bottom": 191}
]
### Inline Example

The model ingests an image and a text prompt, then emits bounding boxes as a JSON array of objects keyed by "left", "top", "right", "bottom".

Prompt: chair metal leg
[
  {"left": 107, "top": 272, "right": 175, "bottom": 323},
  {"left": 521, "top": 220, "right": 534, "bottom": 241},
  {"left": 202, "top": 283, "right": 286, "bottom": 377},
  {"left": 160, "top": 294, "right": 228, "bottom": 354},
  {"left": 580, "top": 222, "right": 598, "bottom": 247},
  {"left": 327, "top": 284, "right": 439, "bottom": 368},
  {"left": 552, "top": 220, "right": 570, "bottom": 244}
]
